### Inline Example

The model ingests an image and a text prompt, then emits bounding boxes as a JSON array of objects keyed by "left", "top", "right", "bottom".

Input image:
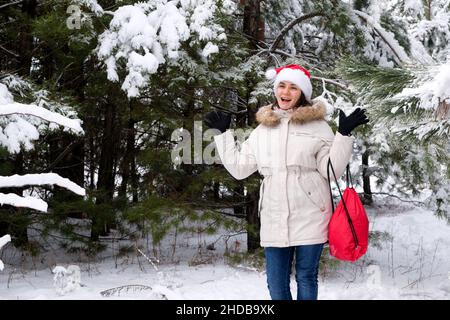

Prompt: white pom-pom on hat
[{"left": 265, "top": 68, "right": 277, "bottom": 80}]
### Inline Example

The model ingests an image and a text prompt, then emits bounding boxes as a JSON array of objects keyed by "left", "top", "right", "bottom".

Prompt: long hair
[{"left": 272, "top": 92, "right": 312, "bottom": 109}]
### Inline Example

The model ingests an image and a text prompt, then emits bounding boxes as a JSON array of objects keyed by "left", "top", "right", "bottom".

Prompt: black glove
[
  {"left": 204, "top": 110, "right": 232, "bottom": 133},
  {"left": 338, "top": 108, "right": 369, "bottom": 136}
]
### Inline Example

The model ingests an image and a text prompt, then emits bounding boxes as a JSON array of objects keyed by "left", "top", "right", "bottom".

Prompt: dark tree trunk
[
  {"left": 17, "top": 0, "right": 36, "bottom": 77},
  {"left": 118, "top": 104, "right": 136, "bottom": 202},
  {"left": 241, "top": 0, "right": 264, "bottom": 253},
  {"left": 242, "top": 0, "right": 265, "bottom": 51},
  {"left": 46, "top": 133, "right": 85, "bottom": 218},
  {"left": 362, "top": 150, "right": 373, "bottom": 205},
  {"left": 91, "top": 103, "right": 117, "bottom": 240},
  {"left": 130, "top": 148, "right": 138, "bottom": 203}
]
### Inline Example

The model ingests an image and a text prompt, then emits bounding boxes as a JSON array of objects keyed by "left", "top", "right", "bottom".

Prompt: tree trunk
[
  {"left": 242, "top": 0, "right": 264, "bottom": 50},
  {"left": 241, "top": 0, "right": 264, "bottom": 253},
  {"left": 17, "top": 0, "right": 36, "bottom": 76},
  {"left": 118, "top": 104, "right": 136, "bottom": 203},
  {"left": 91, "top": 102, "right": 117, "bottom": 240},
  {"left": 362, "top": 150, "right": 373, "bottom": 205},
  {"left": 46, "top": 133, "right": 85, "bottom": 218}
]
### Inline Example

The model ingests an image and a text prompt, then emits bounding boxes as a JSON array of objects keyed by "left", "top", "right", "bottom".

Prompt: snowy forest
[{"left": 0, "top": 0, "right": 449, "bottom": 300}]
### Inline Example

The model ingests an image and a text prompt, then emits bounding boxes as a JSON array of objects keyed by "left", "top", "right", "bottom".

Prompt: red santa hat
[{"left": 265, "top": 64, "right": 312, "bottom": 102}]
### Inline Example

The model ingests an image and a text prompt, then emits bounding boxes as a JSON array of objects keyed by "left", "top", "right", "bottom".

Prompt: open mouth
[{"left": 280, "top": 97, "right": 292, "bottom": 103}]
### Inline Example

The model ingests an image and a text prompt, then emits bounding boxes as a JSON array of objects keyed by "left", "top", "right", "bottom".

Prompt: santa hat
[{"left": 265, "top": 64, "right": 312, "bottom": 102}]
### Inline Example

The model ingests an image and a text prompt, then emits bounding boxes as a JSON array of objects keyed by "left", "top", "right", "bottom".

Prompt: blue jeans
[{"left": 264, "top": 243, "right": 324, "bottom": 300}]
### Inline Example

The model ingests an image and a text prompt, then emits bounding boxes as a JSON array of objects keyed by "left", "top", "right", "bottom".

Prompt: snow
[
  {"left": 0, "top": 173, "right": 86, "bottom": 196},
  {"left": 202, "top": 42, "right": 219, "bottom": 58},
  {"left": 1, "top": 198, "right": 449, "bottom": 300},
  {"left": 0, "top": 115, "right": 40, "bottom": 153},
  {"left": 1, "top": 77, "right": 86, "bottom": 216},
  {"left": 353, "top": 10, "right": 411, "bottom": 65},
  {"left": 1, "top": 83, "right": 83, "bottom": 154},
  {"left": 0, "top": 192, "right": 48, "bottom": 212},
  {"left": 0, "top": 103, "right": 84, "bottom": 134},
  {"left": 1, "top": 78, "right": 84, "bottom": 145},
  {"left": 394, "top": 62, "right": 450, "bottom": 109},
  {"left": 96, "top": 0, "right": 235, "bottom": 97},
  {"left": 74, "top": 0, "right": 104, "bottom": 16}
]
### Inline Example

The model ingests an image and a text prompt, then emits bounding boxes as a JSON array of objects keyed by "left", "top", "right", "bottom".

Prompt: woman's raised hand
[
  {"left": 337, "top": 108, "right": 369, "bottom": 136},
  {"left": 204, "top": 110, "right": 232, "bottom": 133}
]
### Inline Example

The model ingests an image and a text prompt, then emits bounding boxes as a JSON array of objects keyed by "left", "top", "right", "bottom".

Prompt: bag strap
[{"left": 327, "top": 158, "right": 359, "bottom": 248}]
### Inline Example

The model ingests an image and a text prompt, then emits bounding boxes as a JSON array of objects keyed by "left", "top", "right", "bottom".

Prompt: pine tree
[{"left": 336, "top": 57, "right": 450, "bottom": 221}]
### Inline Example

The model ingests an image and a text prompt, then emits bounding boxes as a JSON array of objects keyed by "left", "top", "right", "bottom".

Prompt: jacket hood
[{"left": 256, "top": 100, "right": 327, "bottom": 127}]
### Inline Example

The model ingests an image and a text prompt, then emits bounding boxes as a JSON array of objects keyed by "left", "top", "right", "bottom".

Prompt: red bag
[{"left": 327, "top": 159, "right": 369, "bottom": 262}]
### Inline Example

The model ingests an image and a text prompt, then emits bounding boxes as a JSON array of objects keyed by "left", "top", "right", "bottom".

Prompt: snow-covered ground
[{"left": 0, "top": 196, "right": 449, "bottom": 300}]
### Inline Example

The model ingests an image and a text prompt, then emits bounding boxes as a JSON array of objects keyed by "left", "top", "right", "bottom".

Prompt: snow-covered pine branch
[
  {"left": 96, "top": 0, "right": 236, "bottom": 98},
  {"left": 0, "top": 78, "right": 86, "bottom": 256},
  {"left": 0, "top": 173, "right": 86, "bottom": 196},
  {"left": 394, "top": 62, "right": 450, "bottom": 113},
  {"left": 0, "top": 82, "right": 83, "bottom": 153},
  {"left": 0, "top": 83, "right": 86, "bottom": 198},
  {"left": 0, "top": 103, "right": 83, "bottom": 134},
  {"left": 0, "top": 193, "right": 48, "bottom": 212},
  {"left": 73, "top": 0, "right": 105, "bottom": 17},
  {"left": 352, "top": 10, "right": 410, "bottom": 65}
]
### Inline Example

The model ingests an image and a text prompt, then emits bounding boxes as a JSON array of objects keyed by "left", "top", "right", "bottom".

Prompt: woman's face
[{"left": 275, "top": 81, "right": 302, "bottom": 110}]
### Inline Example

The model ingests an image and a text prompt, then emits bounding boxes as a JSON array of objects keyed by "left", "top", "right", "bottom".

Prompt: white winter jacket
[{"left": 213, "top": 101, "right": 355, "bottom": 247}]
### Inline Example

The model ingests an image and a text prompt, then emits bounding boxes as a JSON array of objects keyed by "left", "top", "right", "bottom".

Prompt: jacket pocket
[{"left": 298, "top": 173, "right": 327, "bottom": 213}]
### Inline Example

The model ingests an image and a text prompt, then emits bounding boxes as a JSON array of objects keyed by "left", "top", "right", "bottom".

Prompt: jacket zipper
[{"left": 285, "top": 119, "right": 291, "bottom": 244}]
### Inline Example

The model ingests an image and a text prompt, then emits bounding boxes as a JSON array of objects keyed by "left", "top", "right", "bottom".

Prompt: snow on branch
[
  {"left": 73, "top": 0, "right": 105, "bottom": 16},
  {"left": 0, "top": 193, "right": 48, "bottom": 212},
  {"left": 394, "top": 62, "right": 450, "bottom": 112},
  {"left": 269, "top": 11, "right": 326, "bottom": 53},
  {"left": 353, "top": 10, "right": 410, "bottom": 65},
  {"left": 0, "top": 173, "right": 86, "bottom": 196},
  {"left": 0, "top": 103, "right": 83, "bottom": 134},
  {"left": 96, "top": 0, "right": 235, "bottom": 98}
]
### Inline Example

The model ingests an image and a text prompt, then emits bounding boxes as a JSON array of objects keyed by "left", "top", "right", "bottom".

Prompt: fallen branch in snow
[
  {"left": 136, "top": 246, "right": 159, "bottom": 271},
  {"left": 100, "top": 284, "right": 153, "bottom": 297}
]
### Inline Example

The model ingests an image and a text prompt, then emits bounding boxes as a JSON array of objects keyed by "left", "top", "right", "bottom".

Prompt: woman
[{"left": 204, "top": 64, "right": 369, "bottom": 300}]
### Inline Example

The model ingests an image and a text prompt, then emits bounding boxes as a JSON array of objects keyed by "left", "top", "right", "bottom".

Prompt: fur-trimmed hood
[{"left": 256, "top": 100, "right": 327, "bottom": 127}]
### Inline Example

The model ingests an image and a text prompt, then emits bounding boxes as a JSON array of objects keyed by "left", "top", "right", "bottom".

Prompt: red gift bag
[{"left": 327, "top": 159, "right": 369, "bottom": 262}]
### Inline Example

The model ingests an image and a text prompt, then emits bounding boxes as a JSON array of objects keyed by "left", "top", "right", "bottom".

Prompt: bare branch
[
  {"left": 311, "top": 76, "right": 349, "bottom": 90},
  {"left": 0, "top": 44, "right": 19, "bottom": 58}
]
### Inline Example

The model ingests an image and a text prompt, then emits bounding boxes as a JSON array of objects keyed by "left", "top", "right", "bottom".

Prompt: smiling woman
[
  {"left": 204, "top": 63, "right": 369, "bottom": 301},
  {"left": 267, "top": 65, "right": 313, "bottom": 110},
  {"left": 276, "top": 81, "right": 301, "bottom": 109}
]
